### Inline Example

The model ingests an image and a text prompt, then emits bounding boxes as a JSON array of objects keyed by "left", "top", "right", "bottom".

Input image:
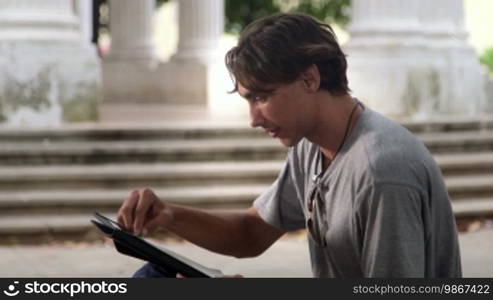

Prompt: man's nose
[{"left": 249, "top": 102, "right": 264, "bottom": 128}]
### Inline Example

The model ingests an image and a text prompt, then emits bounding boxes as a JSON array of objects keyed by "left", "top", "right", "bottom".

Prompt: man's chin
[{"left": 278, "top": 137, "right": 299, "bottom": 147}]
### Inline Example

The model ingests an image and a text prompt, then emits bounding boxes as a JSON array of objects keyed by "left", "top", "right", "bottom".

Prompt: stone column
[
  {"left": 419, "top": 0, "right": 487, "bottom": 115},
  {"left": 75, "top": 0, "right": 94, "bottom": 47},
  {"left": 102, "top": 0, "right": 160, "bottom": 103},
  {"left": 420, "top": 0, "right": 466, "bottom": 40},
  {"left": 0, "top": 0, "right": 80, "bottom": 42},
  {"left": 0, "top": 0, "right": 101, "bottom": 126},
  {"left": 164, "top": 0, "right": 225, "bottom": 104},
  {"left": 173, "top": 0, "right": 224, "bottom": 64},
  {"left": 106, "top": 0, "right": 155, "bottom": 61},
  {"left": 345, "top": 0, "right": 487, "bottom": 119},
  {"left": 102, "top": 0, "right": 225, "bottom": 106},
  {"left": 345, "top": 0, "right": 425, "bottom": 118},
  {"left": 350, "top": 0, "right": 422, "bottom": 39}
]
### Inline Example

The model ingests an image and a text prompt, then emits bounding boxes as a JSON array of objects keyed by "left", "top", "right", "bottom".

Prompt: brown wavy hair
[{"left": 225, "top": 13, "right": 350, "bottom": 96}]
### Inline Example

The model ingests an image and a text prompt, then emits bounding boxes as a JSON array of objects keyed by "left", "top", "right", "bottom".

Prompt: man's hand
[{"left": 117, "top": 188, "right": 173, "bottom": 235}]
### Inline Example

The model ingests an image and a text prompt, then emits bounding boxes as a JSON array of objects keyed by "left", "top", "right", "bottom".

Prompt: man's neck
[{"left": 306, "top": 93, "right": 363, "bottom": 168}]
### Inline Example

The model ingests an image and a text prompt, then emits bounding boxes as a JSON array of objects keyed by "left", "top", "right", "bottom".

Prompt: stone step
[
  {"left": 3, "top": 119, "right": 493, "bottom": 243},
  {"left": 0, "top": 123, "right": 264, "bottom": 142},
  {"left": 1, "top": 151, "right": 493, "bottom": 191},
  {"left": 0, "top": 152, "right": 492, "bottom": 189},
  {"left": 401, "top": 118, "right": 493, "bottom": 133},
  {"left": 446, "top": 175, "right": 493, "bottom": 199},
  {"left": 417, "top": 131, "right": 493, "bottom": 153},
  {"left": 434, "top": 152, "right": 493, "bottom": 175},
  {"left": 1, "top": 117, "right": 492, "bottom": 143},
  {"left": 1, "top": 131, "right": 493, "bottom": 166},
  {"left": 0, "top": 139, "right": 287, "bottom": 165},
  {"left": 0, "top": 173, "right": 492, "bottom": 212},
  {"left": 0, "top": 161, "right": 284, "bottom": 190},
  {"left": 1, "top": 197, "right": 492, "bottom": 244},
  {"left": 0, "top": 213, "right": 116, "bottom": 244},
  {"left": 0, "top": 121, "right": 490, "bottom": 166},
  {"left": 0, "top": 185, "right": 269, "bottom": 214},
  {"left": 452, "top": 198, "right": 493, "bottom": 218},
  {"left": 0, "top": 213, "right": 99, "bottom": 235}
]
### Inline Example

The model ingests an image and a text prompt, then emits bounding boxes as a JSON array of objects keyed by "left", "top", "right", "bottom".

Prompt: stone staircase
[{"left": 2, "top": 118, "right": 493, "bottom": 243}]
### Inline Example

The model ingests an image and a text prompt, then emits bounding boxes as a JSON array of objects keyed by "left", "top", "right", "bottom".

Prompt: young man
[{"left": 118, "top": 13, "right": 462, "bottom": 277}]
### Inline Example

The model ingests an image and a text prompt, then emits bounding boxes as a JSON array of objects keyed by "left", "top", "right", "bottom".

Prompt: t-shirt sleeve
[
  {"left": 354, "top": 183, "right": 426, "bottom": 277},
  {"left": 253, "top": 156, "right": 306, "bottom": 232}
]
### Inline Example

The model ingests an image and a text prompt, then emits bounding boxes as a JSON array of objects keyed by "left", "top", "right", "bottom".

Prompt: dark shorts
[{"left": 133, "top": 263, "right": 177, "bottom": 278}]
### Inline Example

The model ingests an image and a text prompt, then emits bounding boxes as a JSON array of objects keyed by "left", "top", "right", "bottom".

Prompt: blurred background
[{"left": 0, "top": 0, "right": 492, "bottom": 277}]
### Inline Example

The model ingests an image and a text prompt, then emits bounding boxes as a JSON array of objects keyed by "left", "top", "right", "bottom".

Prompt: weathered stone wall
[
  {"left": 0, "top": 0, "right": 101, "bottom": 127},
  {"left": 345, "top": 0, "right": 488, "bottom": 119},
  {"left": 0, "top": 43, "right": 100, "bottom": 126}
]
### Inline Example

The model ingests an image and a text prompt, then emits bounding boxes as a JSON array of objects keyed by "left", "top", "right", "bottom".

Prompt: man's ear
[{"left": 301, "top": 64, "right": 320, "bottom": 93}]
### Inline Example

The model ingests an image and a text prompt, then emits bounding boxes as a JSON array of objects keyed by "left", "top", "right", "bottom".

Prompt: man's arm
[{"left": 117, "top": 188, "right": 284, "bottom": 258}]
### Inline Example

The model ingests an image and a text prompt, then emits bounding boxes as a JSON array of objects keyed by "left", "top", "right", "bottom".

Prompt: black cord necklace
[
  {"left": 322, "top": 99, "right": 362, "bottom": 168},
  {"left": 336, "top": 99, "right": 361, "bottom": 156}
]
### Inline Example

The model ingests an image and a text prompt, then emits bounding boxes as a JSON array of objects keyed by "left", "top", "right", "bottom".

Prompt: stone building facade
[{"left": 0, "top": 0, "right": 491, "bottom": 126}]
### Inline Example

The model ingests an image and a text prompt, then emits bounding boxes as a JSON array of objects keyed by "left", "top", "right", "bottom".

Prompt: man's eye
[{"left": 254, "top": 95, "right": 268, "bottom": 102}]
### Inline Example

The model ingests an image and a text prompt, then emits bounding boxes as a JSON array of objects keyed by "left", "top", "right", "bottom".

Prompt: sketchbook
[{"left": 91, "top": 212, "right": 223, "bottom": 278}]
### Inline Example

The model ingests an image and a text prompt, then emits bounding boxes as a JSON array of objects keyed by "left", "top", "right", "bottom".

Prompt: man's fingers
[
  {"left": 117, "top": 188, "right": 165, "bottom": 235},
  {"left": 133, "top": 188, "right": 157, "bottom": 234},
  {"left": 117, "top": 190, "right": 139, "bottom": 231}
]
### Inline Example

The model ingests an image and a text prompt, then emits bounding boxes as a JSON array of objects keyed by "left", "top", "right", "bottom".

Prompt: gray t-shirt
[{"left": 254, "top": 106, "right": 462, "bottom": 277}]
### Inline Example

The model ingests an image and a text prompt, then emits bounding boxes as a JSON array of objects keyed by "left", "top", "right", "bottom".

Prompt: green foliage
[
  {"left": 480, "top": 47, "right": 493, "bottom": 74},
  {"left": 225, "top": 0, "right": 281, "bottom": 34},
  {"left": 156, "top": 0, "right": 351, "bottom": 35},
  {"left": 291, "top": 0, "right": 350, "bottom": 27},
  {"left": 226, "top": 0, "right": 350, "bottom": 34}
]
